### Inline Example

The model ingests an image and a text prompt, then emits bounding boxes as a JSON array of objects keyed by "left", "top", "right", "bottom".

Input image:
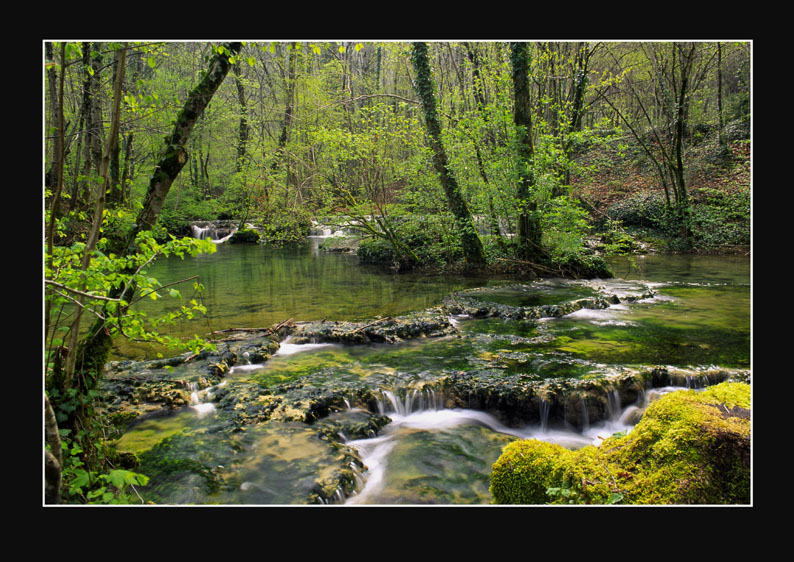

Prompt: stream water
[{"left": 111, "top": 239, "right": 751, "bottom": 506}]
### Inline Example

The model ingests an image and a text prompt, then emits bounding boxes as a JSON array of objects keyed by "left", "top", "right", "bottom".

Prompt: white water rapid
[
  {"left": 188, "top": 380, "right": 227, "bottom": 417},
  {"left": 343, "top": 385, "right": 685, "bottom": 505},
  {"left": 191, "top": 221, "right": 240, "bottom": 244}
]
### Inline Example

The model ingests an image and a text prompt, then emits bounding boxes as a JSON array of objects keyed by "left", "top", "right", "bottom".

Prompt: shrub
[
  {"left": 606, "top": 191, "right": 668, "bottom": 229},
  {"left": 357, "top": 215, "right": 463, "bottom": 270},
  {"left": 690, "top": 187, "right": 750, "bottom": 248}
]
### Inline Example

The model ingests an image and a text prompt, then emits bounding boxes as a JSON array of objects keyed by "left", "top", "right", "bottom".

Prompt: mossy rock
[
  {"left": 229, "top": 228, "right": 261, "bottom": 244},
  {"left": 490, "top": 382, "right": 751, "bottom": 505}
]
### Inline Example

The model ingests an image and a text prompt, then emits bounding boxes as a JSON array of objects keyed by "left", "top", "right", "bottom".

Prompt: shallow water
[
  {"left": 117, "top": 239, "right": 492, "bottom": 360},
  {"left": 115, "top": 245, "right": 751, "bottom": 505}
]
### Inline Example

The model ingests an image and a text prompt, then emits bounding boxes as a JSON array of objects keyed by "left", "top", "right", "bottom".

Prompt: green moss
[
  {"left": 489, "top": 439, "right": 569, "bottom": 504},
  {"left": 490, "top": 382, "right": 751, "bottom": 505},
  {"left": 229, "top": 229, "right": 261, "bottom": 244}
]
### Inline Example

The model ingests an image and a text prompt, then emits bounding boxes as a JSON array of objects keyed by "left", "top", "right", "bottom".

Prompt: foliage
[
  {"left": 605, "top": 191, "right": 668, "bottom": 229},
  {"left": 45, "top": 214, "right": 219, "bottom": 503},
  {"left": 259, "top": 204, "right": 313, "bottom": 244},
  {"left": 489, "top": 382, "right": 751, "bottom": 505},
  {"left": 55, "top": 429, "right": 150, "bottom": 504},
  {"left": 357, "top": 214, "right": 463, "bottom": 270},
  {"left": 157, "top": 195, "right": 220, "bottom": 236},
  {"left": 603, "top": 184, "right": 750, "bottom": 252},
  {"left": 540, "top": 196, "right": 593, "bottom": 259},
  {"left": 689, "top": 186, "right": 751, "bottom": 248},
  {"left": 46, "top": 224, "right": 217, "bottom": 363}
]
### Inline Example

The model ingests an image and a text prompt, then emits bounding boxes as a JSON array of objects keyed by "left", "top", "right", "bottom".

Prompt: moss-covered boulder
[
  {"left": 229, "top": 228, "right": 261, "bottom": 244},
  {"left": 490, "top": 381, "right": 751, "bottom": 505}
]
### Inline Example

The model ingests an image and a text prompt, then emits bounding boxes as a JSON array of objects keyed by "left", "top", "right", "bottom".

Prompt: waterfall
[
  {"left": 191, "top": 221, "right": 239, "bottom": 244},
  {"left": 188, "top": 380, "right": 226, "bottom": 417},
  {"left": 273, "top": 335, "right": 335, "bottom": 356},
  {"left": 539, "top": 398, "right": 550, "bottom": 432},
  {"left": 579, "top": 396, "right": 590, "bottom": 430},
  {"left": 606, "top": 388, "right": 622, "bottom": 420}
]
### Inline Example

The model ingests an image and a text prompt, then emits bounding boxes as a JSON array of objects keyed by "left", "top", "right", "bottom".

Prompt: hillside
[{"left": 570, "top": 125, "right": 751, "bottom": 255}]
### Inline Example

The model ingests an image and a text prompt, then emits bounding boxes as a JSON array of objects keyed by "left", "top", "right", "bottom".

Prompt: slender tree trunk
[
  {"left": 234, "top": 61, "right": 249, "bottom": 172},
  {"left": 410, "top": 42, "right": 485, "bottom": 266},
  {"left": 134, "top": 43, "right": 242, "bottom": 234},
  {"left": 45, "top": 42, "right": 67, "bottom": 343},
  {"left": 510, "top": 42, "right": 543, "bottom": 262},
  {"left": 463, "top": 42, "right": 504, "bottom": 247},
  {"left": 45, "top": 42, "right": 62, "bottom": 190},
  {"left": 44, "top": 394, "right": 63, "bottom": 504},
  {"left": 671, "top": 43, "right": 695, "bottom": 246},
  {"left": 58, "top": 43, "right": 243, "bottom": 463},
  {"left": 46, "top": 44, "right": 128, "bottom": 502},
  {"left": 717, "top": 42, "right": 724, "bottom": 147}
]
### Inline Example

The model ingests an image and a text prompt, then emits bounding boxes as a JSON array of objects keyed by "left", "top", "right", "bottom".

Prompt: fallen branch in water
[
  {"left": 350, "top": 318, "right": 390, "bottom": 335},
  {"left": 493, "top": 256, "right": 559, "bottom": 275},
  {"left": 211, "top": 318, "right": 294, "bottom": 336}
]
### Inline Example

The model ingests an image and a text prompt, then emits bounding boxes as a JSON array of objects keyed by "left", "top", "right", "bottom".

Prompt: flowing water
[{"left": 111, "top": 241, "right": 751, "bottom": 506}]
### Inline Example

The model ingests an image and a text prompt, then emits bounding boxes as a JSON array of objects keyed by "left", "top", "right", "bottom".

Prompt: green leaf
[
  {"left": 607, "top": 492, "right": 624, "bottom": 504},
  {"left": 147, "top": 56, "right": 156, "bottom": 69},
  {"left": 71, "top": 469, "right": 91, "bottom": 490}
]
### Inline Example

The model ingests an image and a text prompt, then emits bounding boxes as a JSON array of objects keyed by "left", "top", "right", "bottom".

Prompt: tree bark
[
  {"left": 410, "top": 42, "right": 485, "bottom": 266},
  {"left": 134, "top": 43, "right": 242, "bottom": 235},
  {"left": 44, "top": 394, "right": 62, "bottom": 504},
  {"left": 52, "top": 43, "right": 242, "bottom": 487},
  {"left": 510, "top": 42, "right": 543, "bottom": 262},
  {"left": 234, "top": 61, "right": 249, "bottom": 172}
]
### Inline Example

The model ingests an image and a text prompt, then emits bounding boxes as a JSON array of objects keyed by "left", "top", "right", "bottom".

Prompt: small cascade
[
  {"left": 273, "top": 335, "right": 336, "bottom": 356},
  {"left": 539, "top": 398, "right": 550, "bottom": 432},
  {"left": 606, "top": 388, "right": 622, "bottom": 421},
  {"left": 374, "top": 387, "right": 449, "bottom": 418},
  {"left": 579, "top": 396, "right": 590, "bottom": 431},
  {"left": 191, "top": 220, "right": 239, "bottom": 244},
  {"left": 188, "top": 380, "right": 226, "bottom": 417}
]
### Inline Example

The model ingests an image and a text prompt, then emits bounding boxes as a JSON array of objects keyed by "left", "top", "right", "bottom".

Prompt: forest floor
[
  {"left": 570, "top": 136, "right": 751, "bottom": 217},
  {"left": 568, "top": 133, "right": 751, "bottom": 254}
]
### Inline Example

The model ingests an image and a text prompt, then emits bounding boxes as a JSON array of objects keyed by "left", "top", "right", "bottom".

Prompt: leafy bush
[
  {"left": 259, "top": 206, "right": 312, "bottom": 245},
  {"left": 552, "top": 251, "right": 613, "bottom": 279},
  {"left": 541, "top": 197, "right": 593, "bottom": 259},
  {"left": 157, "top": 198, "right": 219, "bottom": 237},
  {"left": 690, "top": 187, "right": 750, "bottom": 248},
  {"left": 357, "top": 215, "right": 463, "bottom": 270},
  {"left": 229, "top": 228, "right": 261, "bottom": 244},
  {"left": 606, "top": 191, "right": 668, "bottom": 229}
]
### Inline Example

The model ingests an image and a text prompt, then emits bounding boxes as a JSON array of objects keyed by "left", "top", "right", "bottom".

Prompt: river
[{"left": 110, "top": 239, "right": 751, "bottom": 505}]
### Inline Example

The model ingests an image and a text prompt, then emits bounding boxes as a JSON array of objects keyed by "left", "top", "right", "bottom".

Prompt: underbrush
[
  {"left": 602, "top": 186, "right": 750, "bottom": 252},
  {"left": 357, "top": 215, "right": 464, "bottom": 270}
]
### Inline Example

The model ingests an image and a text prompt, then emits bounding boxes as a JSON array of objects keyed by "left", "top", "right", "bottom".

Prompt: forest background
[{"left": 43, "top": 40, "right": 751, "bottom": 504}]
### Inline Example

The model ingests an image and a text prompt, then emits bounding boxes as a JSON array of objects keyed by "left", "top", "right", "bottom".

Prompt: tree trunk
[
  {"left": 410, "top": 42, "right": 485, "bottom": 266},
  {"left": 134, "top": 43, "right": 242, "bottom": 234},
  {"left": 234, "top": 61, "right": 249, "bottom": 172},
  {"left": 671, "top": 43, "right": 695, "bottom": 246},
  {"left": 510, "top": 42, "right": 543, "bottom": 262},
  {"left": 46, "top": 44, "right": 128, "bottom": 502},
  {"left": 44, "top": 394, "right": 63, "bottom": 504},
  {"left": 51, "top": 44, "right": 242, "bottom": 492}
]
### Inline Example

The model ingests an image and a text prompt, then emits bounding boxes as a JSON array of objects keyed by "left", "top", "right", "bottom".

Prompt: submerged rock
[
  {"left": 490, "top": 381, "right": 751, "bottom": 505},
  {"left": 291, "top": 309, "right": 456, "bottom": 345}
]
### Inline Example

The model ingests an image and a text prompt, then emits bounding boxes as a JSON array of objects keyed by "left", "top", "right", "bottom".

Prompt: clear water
[
  {"left": 114, "top": 244, "right": 751, "bottom": 505},
  {"left": 117, "top": 238, "right": 492, "bottom": 360}
]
